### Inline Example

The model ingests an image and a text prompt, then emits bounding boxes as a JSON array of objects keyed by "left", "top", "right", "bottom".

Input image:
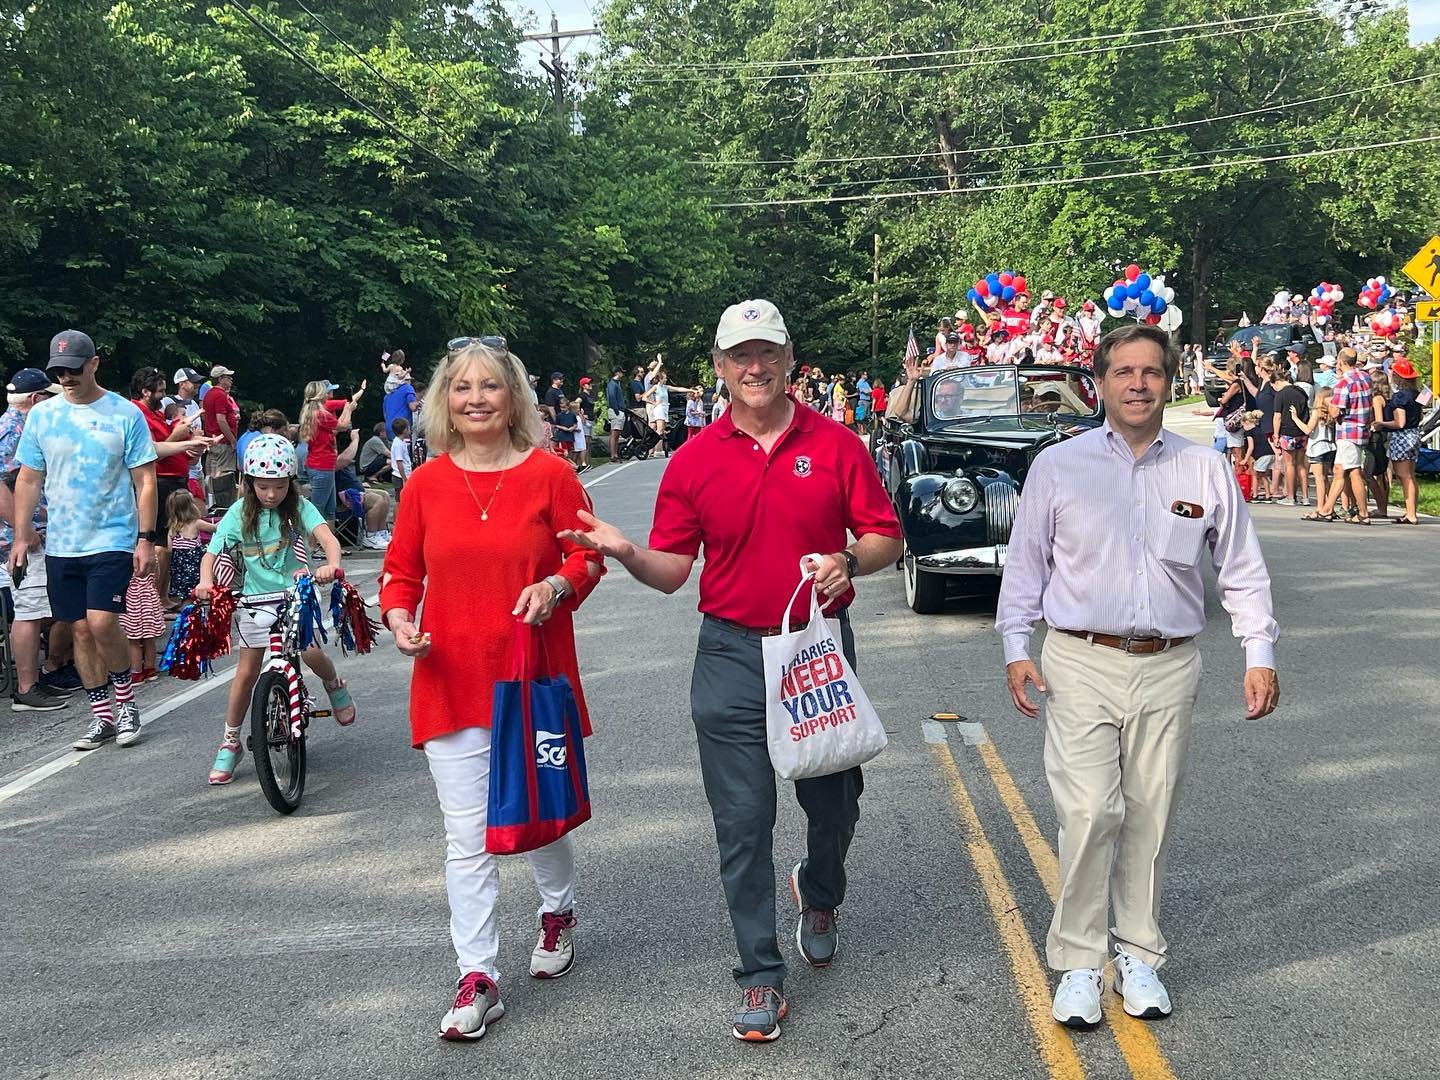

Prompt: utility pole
[
  {"left": 524, "top": 16, "right": 598, "bottom": 120},
  {"left": 871, "top": 233, "right": 881, "bottom": 366}
]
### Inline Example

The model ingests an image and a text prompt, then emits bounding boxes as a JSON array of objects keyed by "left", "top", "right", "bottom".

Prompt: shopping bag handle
[
  {"left": 510, "top": 621, "right": 557, "bottom": 681},
  {"left": 777, "top": 553, "right": 837, "bottom": 630}
]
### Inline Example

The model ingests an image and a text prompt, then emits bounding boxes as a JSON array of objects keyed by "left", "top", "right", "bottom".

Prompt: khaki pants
[{"left": 1040, "top": 630, "right": 1201, "bottom": 971}]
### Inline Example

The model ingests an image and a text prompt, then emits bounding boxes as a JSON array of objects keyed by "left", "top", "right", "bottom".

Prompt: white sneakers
[
  {"left": 1112, "top": 945, "right": 1173, "bottom": 1019},
  {"left": 360, "top": 531, "right": 391, "bottom": 550},
  {"left": 440, "top": 971, "right": 504, "bottom": 1041},
  {"left": 1052, "top": 946, "right": 1173, "bottom": 1029},
  {"left": 1052, "top": 968, "right": 1103, "bottom": 1028},
  {"left": 529, "top": 910, "right": 577, "bottom": 978}
]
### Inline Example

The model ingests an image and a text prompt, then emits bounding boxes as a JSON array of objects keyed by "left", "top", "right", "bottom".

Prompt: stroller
[{"left": 615, "top": 408, "right": 661, "bottom": 460}]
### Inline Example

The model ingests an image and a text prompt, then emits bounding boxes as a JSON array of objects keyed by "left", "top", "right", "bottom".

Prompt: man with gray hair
[
  {"left": 560, "top": 299, "right": 903, "bottom": 1043},
  {"left": 998, "top": 323, "right": 1278, "bottom": 1030}
]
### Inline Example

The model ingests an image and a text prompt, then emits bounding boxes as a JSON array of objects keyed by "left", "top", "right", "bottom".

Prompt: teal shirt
[
  {"left": 207, "top": 497, "right": 328, "bottom": 596},
  {"left": 14, "top": 391, "right": 157, "bottom": 558}
]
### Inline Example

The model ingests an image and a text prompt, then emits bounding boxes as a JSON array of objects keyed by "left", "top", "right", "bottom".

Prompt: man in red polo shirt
[
  {"left": 561, "top": 299, "right": 902, "bottom": 1044},
  {"left": 129, "top": 367, "right": 216, "bottom": 604},
  {"left": 201, "top": 364, "right": 240, "bottom": 508}
]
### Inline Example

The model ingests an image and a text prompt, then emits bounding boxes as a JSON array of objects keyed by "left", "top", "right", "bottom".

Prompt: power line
[
  {"left": 291, "top": 0, "right": 448, "bottom": 127},
  {"left": 632, "top": 8, "right": 1319, "bottom": 72},
  {"left": 696, "top": 137, "right": 1309, "bottom": 196},
  {"left": 709, "top": 133, "right": 1440, "bottom": 208},
  {"left": 220, "top": 0, "right": 473, "bottom": 178},
  {"left": 628, "top": 15, "right": 1324, "bottom": 84},
  {"left": 359, "top": 0, "right": 498, "bottom": 116},
  {"left": 690, "top": 70, "right": 1440, "bottom": 167}
]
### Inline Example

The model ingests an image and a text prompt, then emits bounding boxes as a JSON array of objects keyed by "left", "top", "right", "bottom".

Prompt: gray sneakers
[
  {"left": 789, "top": 862, "right": 839, "bottom": 967},
  {"left": 12, "top": 686, "right": 66, "bottom": 712},
  {"left": 73, "top": 717, "right": 117, "bottom": 751},
  {"left": 115, "top": 701, "right": 142, "bottom": 746},
  {"left": 732, "top": 985, "right": 787, "bottom": 1042}
]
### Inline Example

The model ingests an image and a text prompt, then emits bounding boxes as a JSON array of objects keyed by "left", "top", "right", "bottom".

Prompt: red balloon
[
  {"left": 1113, "top": 279, "right": 1126, "bottom": 290},
  {"left": 1125, "top": 264, "right": 1141, "bottom": 282},
  {"left": 998, "top": 271, "right": 1014, "bottom": 287},
  {"left": 1013, "top": 275, "right": 1027, "bottom": 293},
  {"left": 1145, "top": 313, "right": 1162, "bottom": 325},
  {"left": 976, "top": 279, "right": 990, "bottom": 297}
]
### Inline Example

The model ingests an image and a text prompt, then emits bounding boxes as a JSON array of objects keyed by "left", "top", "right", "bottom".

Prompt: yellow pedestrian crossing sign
[{"left": 1402, "top": 235, "right": 1440, "bottom": 294}]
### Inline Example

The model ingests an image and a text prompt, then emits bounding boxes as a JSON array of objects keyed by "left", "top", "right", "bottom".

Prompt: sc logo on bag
[{"left": 535, "top": 729, "right": 568, "bottom": 769}]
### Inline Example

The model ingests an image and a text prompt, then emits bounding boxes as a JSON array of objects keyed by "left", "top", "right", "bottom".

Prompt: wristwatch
[
  {"left": 138, "top": 529, "right": 158, "bottom": 542},
  {"left": 841, "top": 550, "right": 859, "bottom": 579},
  {"left": 544, "top": 575, "right": 571, "bottom": 602}
]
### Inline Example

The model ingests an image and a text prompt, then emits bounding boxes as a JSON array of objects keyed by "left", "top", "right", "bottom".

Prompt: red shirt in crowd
[
  {"left": 378, "top": 451, "right": 605, "bottom": 747},
  {"left": 305, "top": 399, "right": 346, "bottom": 471},
  {"left": 133, "top": 398, "right": 190, "bottom": 479},
  {"left": 870, "top": 383, "right": 888, "bottom": 413},
  {"left": 650, "top": 395, "right": 901, "bottom": 628},
  {"left": 202, "top": 384, "right": 239, "bottom": 443}
]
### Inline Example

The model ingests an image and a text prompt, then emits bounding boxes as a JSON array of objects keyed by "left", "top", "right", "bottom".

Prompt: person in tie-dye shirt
[{"left": 8, "top": 330, "right": 158, "bottom": 752}]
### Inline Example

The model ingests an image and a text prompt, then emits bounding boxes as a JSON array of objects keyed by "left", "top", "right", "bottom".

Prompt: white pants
[
  {"left": 424, "top": 725, "right": 577, "bottom": 979},
  {"left": 1040, "top": 630, "right": 1201, "bottom": 971}
]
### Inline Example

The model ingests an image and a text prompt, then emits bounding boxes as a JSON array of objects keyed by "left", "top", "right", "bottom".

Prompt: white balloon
[
  {"left": 1162, "top": 286, "right": 1175, "bottom": 303},
  {"left": 1108, "top": 307, "right": 1125, "bottom": 319}
]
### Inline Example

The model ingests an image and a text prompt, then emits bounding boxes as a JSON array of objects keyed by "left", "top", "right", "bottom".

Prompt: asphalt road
[{"left": 2, "top": 425, "right": 1436, "bottom": 1080}]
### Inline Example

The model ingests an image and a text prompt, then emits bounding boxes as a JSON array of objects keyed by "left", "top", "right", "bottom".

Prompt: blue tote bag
[{"left": 486, "top": 624, "right": 591, "bottom": 855}]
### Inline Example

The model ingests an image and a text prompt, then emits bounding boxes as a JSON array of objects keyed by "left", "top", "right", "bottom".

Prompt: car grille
[{"left": 985, "top": 481, "right": 1020, "bottom": 546}]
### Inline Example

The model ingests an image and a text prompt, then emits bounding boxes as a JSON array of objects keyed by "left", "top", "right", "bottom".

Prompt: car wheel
[{"left": 903, "top": 547, "right": 946, "bottom": 614}]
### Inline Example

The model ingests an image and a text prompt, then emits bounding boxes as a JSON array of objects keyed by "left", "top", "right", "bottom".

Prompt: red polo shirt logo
[{"left": 793, "top": 456, "right": 812, "bottom": 477}]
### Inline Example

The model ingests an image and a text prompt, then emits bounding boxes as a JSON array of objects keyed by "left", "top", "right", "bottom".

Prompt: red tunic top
[
  {"left": 649, "top": 396, "right": 901, "bottom": 628},
  {"left": 378, "top": 451, "right": 605, "bottom": 747}
]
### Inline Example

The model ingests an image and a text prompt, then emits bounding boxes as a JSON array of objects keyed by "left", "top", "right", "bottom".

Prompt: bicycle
[{"left": 241, "top": 570, "right": 345, "bottom": 815}]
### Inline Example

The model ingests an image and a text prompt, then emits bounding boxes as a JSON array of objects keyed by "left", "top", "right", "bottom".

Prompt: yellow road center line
[
  {"left": 928, "top": 742, "right": 1087, "bottom": 1080},
  {"left": 975, "top": 739, "right": 1180, "bottom": 1080}
]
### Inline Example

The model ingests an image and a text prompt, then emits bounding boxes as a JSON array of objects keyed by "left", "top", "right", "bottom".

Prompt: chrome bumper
[{"left": 915, "top": 544, "right": 1008, "bottom": 575}]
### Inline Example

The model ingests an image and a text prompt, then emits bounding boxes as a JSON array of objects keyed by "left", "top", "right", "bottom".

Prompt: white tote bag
[{"left": 762, "top": 556, "right": 888, "bottom": 780}]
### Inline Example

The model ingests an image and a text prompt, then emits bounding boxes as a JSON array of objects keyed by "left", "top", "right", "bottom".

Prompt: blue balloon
[
  {"left": 1136, "top": 272, "right": 1152, "bottom": 290},
  {"left": 1126, "top": 281, "right": 1143, "bottom": 299},
  {"left": 1001, "top": 285, "right": 1017, "bottom": 302},
  {"left": 967, "top": 288, "right": 980, "bottom": 303},
  {"left": 1140, "top": 289, "right": 1156, "bottom": 307},
  {"left": 1152, "top": 296, "right": 1168, "bottom": 314},
  {"left": 986, "top": 273, "right": 1002, "bottom": 292}
]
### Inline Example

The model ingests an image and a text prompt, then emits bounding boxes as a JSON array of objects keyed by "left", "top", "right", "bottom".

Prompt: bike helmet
[{"left": 243, "top": 433, "right": 297, "bottom": 478}]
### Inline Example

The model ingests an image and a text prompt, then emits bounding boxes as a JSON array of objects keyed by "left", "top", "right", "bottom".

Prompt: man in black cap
[
  {"left": 544, "top": 371, "right": 566, "bottom": 420},
  {"left": 8, "top": 330, "right": 158, "bottom": 750}
]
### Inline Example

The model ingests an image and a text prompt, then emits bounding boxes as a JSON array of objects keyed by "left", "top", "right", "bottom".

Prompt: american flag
[{"left": 903, "top": 327, "right": 920, "bottom": 365}]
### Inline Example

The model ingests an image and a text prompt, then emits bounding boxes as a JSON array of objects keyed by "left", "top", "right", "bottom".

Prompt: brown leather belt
[
  {"left": 1060, "top": 629, "right": 1191, "bottom": 655},
  {"left": 706, "top": 612, "right": 847, "bottom": 638}
]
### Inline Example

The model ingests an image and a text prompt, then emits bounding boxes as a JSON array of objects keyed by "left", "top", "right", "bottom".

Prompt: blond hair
[
  {"left": 297, "top": 380, "right": 331, "bottom": 442},
  {"left": 421, "top": 343, "right": 542, "bottom": 455}
]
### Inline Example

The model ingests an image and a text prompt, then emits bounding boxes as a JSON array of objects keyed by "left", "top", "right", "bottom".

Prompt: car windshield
[
  {"left": 1229, "top": 324, "right": 1295, "bottom": 353},
  {"left": 929, "top": 367, "right": 1100, "bottom": 420}
]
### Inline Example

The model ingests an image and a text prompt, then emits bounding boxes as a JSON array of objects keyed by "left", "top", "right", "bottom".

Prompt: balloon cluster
[
  {"left": 1368, "top": 308, "right": 1403, "bottom": 337},
  {"left": 1357, "top": 276, "right": 1393, "bottom": 310},
  {"left": 967, "top": 269, "right": 1029, "bottom": 313},
  {"left": 1309, "top": 281, "right": 1344, "bottom": 322},
  {"left": 1101, "top": 264, "right": 1175, "bottom": 324}
]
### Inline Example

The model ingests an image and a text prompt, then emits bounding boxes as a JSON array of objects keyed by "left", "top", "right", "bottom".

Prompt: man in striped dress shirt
[{"left": 996, "top": 324, "right": 1279, "bottom": 1030}]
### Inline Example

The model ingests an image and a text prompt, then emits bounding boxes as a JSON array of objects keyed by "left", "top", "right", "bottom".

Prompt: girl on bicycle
[{"left": 196, "top": 434, "right": 356, "bottom": 786}]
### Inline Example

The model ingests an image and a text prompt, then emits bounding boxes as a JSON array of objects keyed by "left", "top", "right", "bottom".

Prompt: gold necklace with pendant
[{"left": 458, "top": 448, "right": 510, "bottom": 522}]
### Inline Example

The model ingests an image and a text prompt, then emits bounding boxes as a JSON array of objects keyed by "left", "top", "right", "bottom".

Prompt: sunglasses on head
[{"left": 447, "top": 335, "right": 507, "bottom": 352}]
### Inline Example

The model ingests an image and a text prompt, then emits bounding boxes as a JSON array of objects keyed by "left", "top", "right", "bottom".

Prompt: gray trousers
[{"left": 690, "top": 614, "right": 864, "bottom": 991}]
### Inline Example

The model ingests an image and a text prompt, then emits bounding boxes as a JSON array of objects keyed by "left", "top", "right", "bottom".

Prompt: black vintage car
[{"left": 873, "top": 364, "right": 1104, "bottom": 613}]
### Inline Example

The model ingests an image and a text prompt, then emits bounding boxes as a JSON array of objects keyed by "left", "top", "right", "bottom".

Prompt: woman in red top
[
  {"left": 298, "top": 379, "right": 364, "bottom": 523},
  {"left": 379, "top": 340, "right": 603, "bottom": 1042}
]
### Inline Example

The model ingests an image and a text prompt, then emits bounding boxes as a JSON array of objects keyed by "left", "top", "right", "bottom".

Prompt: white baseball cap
[{"left": 714, "top": 299, "right": 789, "bottom": 351}]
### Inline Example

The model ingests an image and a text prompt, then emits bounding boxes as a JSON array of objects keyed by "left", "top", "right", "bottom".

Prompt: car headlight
[{"left": 940, "top": 475, "right": 979, "bottom": 514}]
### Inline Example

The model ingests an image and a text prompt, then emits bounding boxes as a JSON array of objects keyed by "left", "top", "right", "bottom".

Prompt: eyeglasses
[{"left": 447, "top": 335, "right": 507, "bottom": 352}]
